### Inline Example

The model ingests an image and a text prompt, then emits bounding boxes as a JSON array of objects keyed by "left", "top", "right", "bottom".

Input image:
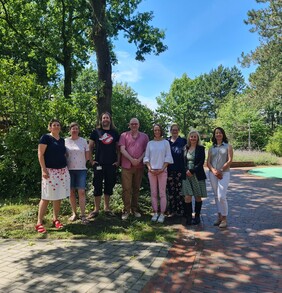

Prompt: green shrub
[{"left": 266, "top": 126, "right": 282, "bottom": 156}]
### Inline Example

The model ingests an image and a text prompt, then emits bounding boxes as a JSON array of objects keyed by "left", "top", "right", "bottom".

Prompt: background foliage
[{"left": 0, "top": 0, "right": 281, "bottom": 202}]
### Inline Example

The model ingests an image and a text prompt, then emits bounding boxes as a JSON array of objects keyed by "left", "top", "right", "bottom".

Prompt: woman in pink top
[{"left": 65, "top": 122, "right": 90, "bottom": 224}]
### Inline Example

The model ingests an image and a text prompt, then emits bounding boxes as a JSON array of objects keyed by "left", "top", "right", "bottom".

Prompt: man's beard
[{"left": 102, "top": 121, "right": 110, "bottom": 128}]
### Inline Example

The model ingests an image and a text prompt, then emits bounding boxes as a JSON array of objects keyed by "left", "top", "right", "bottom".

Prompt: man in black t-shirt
[{"left": 88, "top": 112, "right": 120, "bottom": 219}]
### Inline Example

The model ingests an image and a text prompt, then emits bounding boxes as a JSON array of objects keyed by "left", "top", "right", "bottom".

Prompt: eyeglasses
[{"left": 130, "top": 123, "right": 138, "bottom": 125}]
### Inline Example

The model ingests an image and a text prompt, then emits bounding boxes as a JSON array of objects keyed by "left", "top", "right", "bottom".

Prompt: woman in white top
[
  {"left": 65, "top": 122, "right": 90, "bottom": 224},
  {"left": 207, "top": 127, "right": 233, "bottom": 228},
  {"left": 143, "top": 124, "right": 173, "bottom": 223}
]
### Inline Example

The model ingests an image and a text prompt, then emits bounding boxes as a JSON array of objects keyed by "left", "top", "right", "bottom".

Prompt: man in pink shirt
[{"left": 119, "top": 118, "right": 149, "bottom": 220}]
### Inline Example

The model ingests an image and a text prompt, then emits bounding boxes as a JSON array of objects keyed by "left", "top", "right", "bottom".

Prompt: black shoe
[
  {"left": 186, "top": 218, "right": 192, "bottom": 225},
  {"left": 192, "top": 216, "right": 200, "bottom": 225}
]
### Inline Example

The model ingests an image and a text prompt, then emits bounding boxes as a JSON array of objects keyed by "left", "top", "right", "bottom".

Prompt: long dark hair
[
  {"left": 97, "top": 112, "right": 116, "bottom": 130},
  {"left": 211, "top": 127, "right": 228, "bottom": 145}
]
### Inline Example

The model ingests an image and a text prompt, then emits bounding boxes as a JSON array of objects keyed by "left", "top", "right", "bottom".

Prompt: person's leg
[
  {"left": 121, "top": 168, "right": 133, "bottom": 213},
  {"left": 192, "top": 197, "right": 202, "bottom": 225},
  {"left": 94, "top": 196, "right": 102, "bottom": 212},
  {"left": 104, "top": 165, "right": 117, "bottom": 212},
  {"left": 104, "top": 195, "right": 110, "bottom": 211},
  {"left": 76, "top": 170, "right": 87, "bottom": 217},
  {"left": 166, "top": 171, "right": 175, "bottom": 215},
  {"left": 217, "top": 172, "right": 230, "bottom": 227},
  {"left": 69, "top": 188, "right": 77, "bottom": 219},
  {"left": 158, "top": 171, "right": 168, "bottom": 214},
  {"left": 131, "top": 167, "right": 144, "bottom": 214},
  {"left": 209, "top": 171, "right": 222, "bottom": 224},
  {"left": 78, "top": 189, "right": 86, "bottom": 216},
  {"left": 175, "top": 172, "right": 185, "bottom": 216},
  {"left": 37, "top": 199, "right": 49, "bottom": 225},
  {"left": 68, "top": 170, "right": 77, "bottom": 219},
  {"left": 92, "top": 166, "right": 104, "bottom": 213},
  {"left": 52, "top": 200, "right": 61, "bottom": 221},
  {"left": 148, "top": 172, "right": 158, "bottom": 213},
  {"left": 184, "top": 195, "right": 193, "bottom": 225}
]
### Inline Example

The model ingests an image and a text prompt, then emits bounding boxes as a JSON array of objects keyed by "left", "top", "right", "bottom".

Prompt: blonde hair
[{"left": 187, "top": 130, "right": 201, "bottom": 148}]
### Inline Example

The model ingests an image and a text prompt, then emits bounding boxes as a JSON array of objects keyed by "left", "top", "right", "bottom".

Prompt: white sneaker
[
  {"left": 121, "top": 212, "right": 129, "bottom": 220},
  {"left": 133, "top": 211, "right": 141, "bottom": 218},
  {"left": 157, "top": 214, "right": 165, "bottom": 223},
  {"left": 151, "top": 213, "right": 159, "bottom": 222}
]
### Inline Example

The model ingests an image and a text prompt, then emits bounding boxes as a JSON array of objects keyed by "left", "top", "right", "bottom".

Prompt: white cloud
[
  {"left": 112, "top": 51, "right": 142, "bottom": 83},
  {"left": 138, "top": 95, "right": 158, "bottom": 110}
]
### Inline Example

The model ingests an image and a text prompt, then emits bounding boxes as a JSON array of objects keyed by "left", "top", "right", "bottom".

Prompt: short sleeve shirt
[
  {"left": 39, "top": 134, "right": 67, "bottom": 169},
  {"left": 65, "top": 137, "right": 89, "bottom": 170},
  {"left": 89, "top": 128, "right": 119, "bottom": 165},
  {"left": 119, "top": 131, "right": 149, "bottom": 169}
]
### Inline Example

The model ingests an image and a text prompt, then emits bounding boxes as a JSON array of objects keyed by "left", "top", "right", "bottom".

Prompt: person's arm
[
  {"left": 221, "top": 144, "right": 233, "bottom": 172},
  {"left": 38, "top": 144, "right": 48, "bottom": 179},
  {"left": 158, "top": 141, "right": 173, "bottom": 174},
  {"left": 113, "top": 142, "right": 120, "bottom": 166},
  {"left": 120, "top": 145, "right": 133, "bottom": 161},
  {"left": 143, "top": 143, "right": 152, "bottom": 172},
  {"left": 88, "top": 139, "right": 96, "bottom": 165},
  {"left": 84, "top": 139, "right": 90, "bottom": 162}
]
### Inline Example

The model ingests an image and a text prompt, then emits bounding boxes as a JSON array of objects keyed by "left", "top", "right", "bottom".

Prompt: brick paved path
[
  {"left": 0, "top": 240, "right": 170, "bottom": 292},
  {"left": 142, "top": 168, "right": 282, "bottom": 293},
  {"left": 0, "top": 168, "right": 281, "bottom": 293}
]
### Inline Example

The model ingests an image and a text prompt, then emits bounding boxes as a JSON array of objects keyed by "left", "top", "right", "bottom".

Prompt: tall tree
[
  {"left": 0, "top": 0, "right": 92, "bottom": 98},
  {"left": 112, "top": 82, "right": 154, "bottom": 135},
  {"left": 240, "top": 0, "right": 282, "bottom": 128},
  {"left": 156, "top": 66, "right": 246, "bottom": 137},
  {"left": 89, "top": 0, "right": 167, "bottom": 117}
]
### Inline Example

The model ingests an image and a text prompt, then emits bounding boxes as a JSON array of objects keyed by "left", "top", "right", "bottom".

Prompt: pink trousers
[{"left": 148, "top": 170, "right": 168, "bottom": 213}]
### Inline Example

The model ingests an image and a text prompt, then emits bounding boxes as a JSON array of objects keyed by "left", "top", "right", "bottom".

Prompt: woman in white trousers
[{"left": 207, "top": 127, "right": 233, "bottom": 228}]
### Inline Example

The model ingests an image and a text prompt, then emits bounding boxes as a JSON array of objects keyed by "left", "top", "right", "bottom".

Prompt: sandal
[
  {"left": 105, "top": 210, "right": 115, "bottom": 217},
  {"left": 80, "top": 216, "right": 89, "bottom": 225},
  {"left": 68, "top": 214, "right": 77, "bottom": 222},
  {"left": 53, "top": 219, "right": 64, "bottom": 229},
  {"left": 35, "top": 224, "right": 47, "bottom": 234},
  {"left": 87, "top": 211, "right": 99, "bottom": 219}
]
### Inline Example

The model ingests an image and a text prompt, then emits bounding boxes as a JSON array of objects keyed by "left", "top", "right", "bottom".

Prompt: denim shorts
[{"left": 69, "top": 170, "right": 87, "bottom": 189}]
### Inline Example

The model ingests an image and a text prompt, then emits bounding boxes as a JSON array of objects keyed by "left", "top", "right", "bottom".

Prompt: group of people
[{"left": 35, "top": 113, "right": 233, "bottom": 234}]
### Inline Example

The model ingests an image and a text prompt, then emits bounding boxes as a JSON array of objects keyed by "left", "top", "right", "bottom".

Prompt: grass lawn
[{"left": 0, "top": 190, "right": 178, "bottom": 242}]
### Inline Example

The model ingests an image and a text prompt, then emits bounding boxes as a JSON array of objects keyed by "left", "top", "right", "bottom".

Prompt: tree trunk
[
  {"left": 63, "top": 56, "right": 72, "bottom": 99},
  {"left": 89, "top": 0, "right": 112, "bottom": 119}
]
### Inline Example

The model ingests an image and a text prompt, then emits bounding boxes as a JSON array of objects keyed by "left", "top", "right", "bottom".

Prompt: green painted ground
[{"left": 248, "top": 167, "right": 282, "bottom": 179}]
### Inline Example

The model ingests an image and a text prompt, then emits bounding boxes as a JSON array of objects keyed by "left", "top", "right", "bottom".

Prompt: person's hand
[
  {"left": 186, "top": 170, "right": 193, "bottom": 177},
  {"left": 131, "top": 158, "right": 140, "bottom": 167},
  {"left": 215, "top": 169, "right": 223, "bottom": 180},
  {"left": 113, "top": 161, "right": 119, "bottom": 167},
  {"left": 90, "top": 160, "right": 98, "bottom": 166},
  {"left": 42, "top": 169, "right": 49, "bottom": 179},
  {"left": 150, "top": 169, "right": 158, "bottom": 176}
]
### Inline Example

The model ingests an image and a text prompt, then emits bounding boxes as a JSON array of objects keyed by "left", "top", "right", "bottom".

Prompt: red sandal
[
  {"left": 53, "top": 219, "right": 63, "bottom": 229},
  {"left": 35, "top": 224, "right": 47, "bottom": 234}
]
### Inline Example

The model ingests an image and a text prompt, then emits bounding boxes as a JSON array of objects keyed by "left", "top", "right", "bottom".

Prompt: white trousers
[{"left": 209, "top": 171, "right": 230, "bottom": 216}]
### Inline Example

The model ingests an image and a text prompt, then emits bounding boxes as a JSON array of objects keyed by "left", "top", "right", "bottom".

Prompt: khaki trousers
[{"left": 121, "top": 167, "right": 144, "bottom": 213}]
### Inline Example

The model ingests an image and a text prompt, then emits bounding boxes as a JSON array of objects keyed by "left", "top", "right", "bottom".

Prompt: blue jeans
[{"left": 69, "top": 170, "right": 87, "bottom": 189}]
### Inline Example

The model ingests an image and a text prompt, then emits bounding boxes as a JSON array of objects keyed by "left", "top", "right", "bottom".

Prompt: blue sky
[{"left": 110, "top": 0, "right": 262, "bottom": 109}]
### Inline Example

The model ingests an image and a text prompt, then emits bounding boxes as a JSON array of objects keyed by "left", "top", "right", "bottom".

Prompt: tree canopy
[
  {"left": 90, "top": 0, "right": 167, "bottom": 117},
  {"left": 240, "top": 0, "right": 282, "bottom": 128}
]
